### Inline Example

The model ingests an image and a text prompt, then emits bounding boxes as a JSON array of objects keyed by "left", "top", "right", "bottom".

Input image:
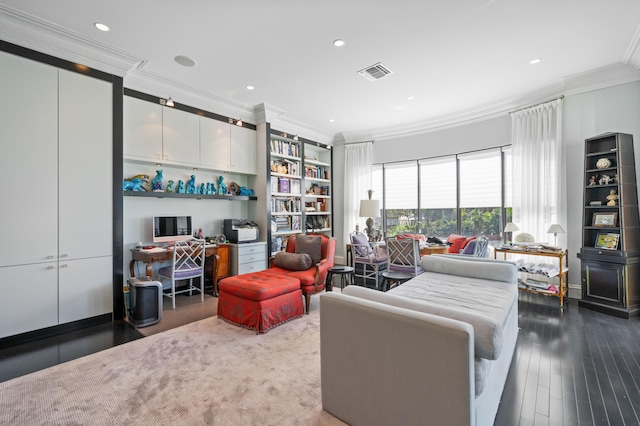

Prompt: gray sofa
[{"left": 320, "top": 254, "right": 518, "bottom": 426}]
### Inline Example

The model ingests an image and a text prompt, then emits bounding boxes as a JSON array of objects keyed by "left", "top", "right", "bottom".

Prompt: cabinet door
[
  {"left": 123, "top": 96, "right": 163, "bottom": 160},
  {"left": 0, "top": 51, "right": 58, "bottom": 267},
  {"left": 582, "top": 261, "right": 625, "bottom": 306},
  {"left": 162, "top": 107, "right": 200, "bottom": 164},
  {"left": 0, "top": 263, "right": 58, "bottom": 338},
  {"left": 59, "top": 256, "right": 113, "bottom": 324},
  {"left": 200, "top": 116, "right": 231, "bottom": 170},
  {"left": 230, "top": 125, "right": 257, "bottom": 174},
  {"left": 58, "top": 70, "right": 113, "bottom": 260}
]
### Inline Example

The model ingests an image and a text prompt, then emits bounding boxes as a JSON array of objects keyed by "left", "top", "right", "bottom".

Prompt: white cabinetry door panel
[
  {"left": 200, "top": 116, "right": 231, "bottom": 170},
  {"left": 58, "top": 70, "right": 113, "bottom": 260},
  {"left": 123, "top": 96, "right": 162, "bottom": 160},
  {"left": 162, "top": 107, "right": 200, "bottom": 165},
  {"left": 0, "top": 51, "right": 58, "bottom": 267},
  {"left": 230, "top": 125, "right": 257, "bottom": 174},
  {"left": 0, "top": 263, "right": 58, "bottom": 338},
  {"left": 59, "top": 256, "right": 113, "bottom": 324}
]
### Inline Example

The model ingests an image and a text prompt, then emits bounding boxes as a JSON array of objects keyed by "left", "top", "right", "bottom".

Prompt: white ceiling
[{"left": 2, "top": 1, "right": 640, "bottom": 142}]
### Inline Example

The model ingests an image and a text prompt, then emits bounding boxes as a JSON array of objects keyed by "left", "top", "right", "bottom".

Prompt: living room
[{"left": 2, "top": 2, "right": 640, "bottom": 425}]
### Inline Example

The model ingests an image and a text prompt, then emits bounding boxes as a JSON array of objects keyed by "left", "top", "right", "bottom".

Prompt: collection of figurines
[
  {"left": 123, "top": 170, "right": 254, "bottom": 196},
  {"left": 589, "top": 173, "right": 618, "bottom": 186}
]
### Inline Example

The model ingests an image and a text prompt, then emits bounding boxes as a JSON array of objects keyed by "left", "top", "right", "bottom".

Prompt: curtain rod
[
  {"left": 343, "top": 140, "right": 374, "bottom": 145},
  {"left": 509, "top": 95, "right": 564, "bottom": 115}
]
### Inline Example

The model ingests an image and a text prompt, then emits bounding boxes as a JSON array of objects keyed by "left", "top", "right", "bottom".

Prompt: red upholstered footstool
[{"left": 217, "top": 271, "right": 303, "bottom": 334}]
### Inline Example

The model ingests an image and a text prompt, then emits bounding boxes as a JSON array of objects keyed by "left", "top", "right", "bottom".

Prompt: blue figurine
[
  {"left": 217, "top": 175, "right": 227, "bottom": 195},
  {"left": 186, "top": 175, "right": 196, "bottom": 194},
  {"left": 123, "top": 177, "right": 146, "bottom": 191},
  {"left": 198, "top": 183, "right": 206, "bottom": 194},
  {"left": 152, "top": 170, "right": 163, "bottom": 192},
  {"left": 239, "top": 186, "right": 254, "bottom": 196},
  {"left": 165, "top": 180, "right": 175, "bottom": 192},
  {"left": 177, "top": 180, "right": 185, "bottom": 194}
]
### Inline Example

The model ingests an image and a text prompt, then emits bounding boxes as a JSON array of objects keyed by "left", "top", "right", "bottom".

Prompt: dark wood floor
[{"left": 2, "top": 292, "right": 640, "bottom": 425}]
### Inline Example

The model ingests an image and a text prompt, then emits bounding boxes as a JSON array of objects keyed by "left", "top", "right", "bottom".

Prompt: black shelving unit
[{"left": 577, "top": 132, "right": 640, "bottom": 318}]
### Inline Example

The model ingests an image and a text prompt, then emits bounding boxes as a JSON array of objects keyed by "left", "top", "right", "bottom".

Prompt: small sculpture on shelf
[
  {"left": 151, "top": 170, "right": 163, "bottom": 192},
  {"left": 165, "top": 180, "right": 175, "bottom": 192},
  {"left": 177, "top": 180, "right": 185, "bottom": 194},
  {"left": 123, "top": 177, "right": 146, "bottom": 192},
  {"left": 198, "top": 183, "right": 206, "bottom": 194},
  {"left": 599, "top": 174, "right": 612, "bottom": 185},
  {"left": 229, "top": 182, "right": 241, "bottom": 195},
  {"left": 217, "top": 175, "right": 227, "bottom": 195},
  {"left": 606, "top": 189, "right": 619, "bottom": 206},
  {"left": 239, "top": 186, "right": 254, "bottom": 196},
  {"left": 589, "top": 175, "right": 597, "bottom": 186},
  {"left": 186, "top": 175, "right": 196, "bottom": 194}
]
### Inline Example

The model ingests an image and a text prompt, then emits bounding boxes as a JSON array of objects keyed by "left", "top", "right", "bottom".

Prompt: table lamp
[
  {"left": 359, "top": 190, "right": 381, "bottom": 241},
  {"left": 547, "top": 224, "right": 565, "bottom": 246},
  {"left": 503, "top": 222, "right": 519, "bottom": 245}
]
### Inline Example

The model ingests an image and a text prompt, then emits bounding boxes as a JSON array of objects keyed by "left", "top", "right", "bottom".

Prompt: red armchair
[{"left": 266, "top": 233, "right": 336, "bottom": 314}]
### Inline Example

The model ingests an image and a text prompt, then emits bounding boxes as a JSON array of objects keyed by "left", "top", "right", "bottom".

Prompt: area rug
[{"left": 0, "top": 300, "right": 345, "bottom": 426}]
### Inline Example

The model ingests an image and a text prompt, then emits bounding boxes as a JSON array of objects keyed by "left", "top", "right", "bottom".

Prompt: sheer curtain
[
  {"left": 344, "top": 142, "right": 373, "bottom": 240},
  {"left": 511, "top": 98, "right": 565, "bottom": 244}
]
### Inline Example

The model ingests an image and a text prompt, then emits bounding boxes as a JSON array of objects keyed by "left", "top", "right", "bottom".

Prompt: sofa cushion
[
  {"left": 446, "top": 234, "right": 467, "bottom": 253},
  {"left": 295, "top": 234, "right": 322, "bottom": 264},
  {"left": 421, "top": 255, "right": 517, "bottom": 284},
  {"left": 273, "top": 252, "right": 312, "bottom": 271}
]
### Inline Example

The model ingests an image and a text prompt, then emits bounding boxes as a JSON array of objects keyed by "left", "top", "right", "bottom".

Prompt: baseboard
[{"left": 568, "top": 284, "right": 581, "bottom": 300}]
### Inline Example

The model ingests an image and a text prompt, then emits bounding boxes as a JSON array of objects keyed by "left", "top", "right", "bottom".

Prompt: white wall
[
  {"left": 123, "top": 163, "right": 253, "bottom": 278},
  {"left": 332, "top": 81, "right": 640, "bottom": 290}
]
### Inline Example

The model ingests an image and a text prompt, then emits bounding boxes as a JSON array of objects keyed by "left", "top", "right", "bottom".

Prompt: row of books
[
  {"left": 271, "top": 159, "right": 300, "bottom": 176},
  {"left": 271, "top": 139, "right": 300, "bottom": 157},
  {"left": 271, "top": 177, "right": 301, "bottom": 195},
  {"left": 271, "top": 198, "right": 301, "bottom": 213},
  {"left": 305, "top": 165, "right": 329, "bottom": 180},
  {"left": 273, "top": 215, "right": 302, "bottom": 232}
]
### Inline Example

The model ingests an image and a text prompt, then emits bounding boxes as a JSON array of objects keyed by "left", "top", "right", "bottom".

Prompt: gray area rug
[{"left": 0, "top": 299, "right": 345, "bottom": 426}]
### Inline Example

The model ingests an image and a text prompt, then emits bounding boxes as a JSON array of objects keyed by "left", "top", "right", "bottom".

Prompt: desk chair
[{"left": 158, "top": 238, "right": 206, "bottom": 309}]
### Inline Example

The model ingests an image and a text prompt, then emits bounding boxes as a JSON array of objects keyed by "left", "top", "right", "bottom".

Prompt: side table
[{"left": 326, "top": 266, "right": 355, "bottom": 291}]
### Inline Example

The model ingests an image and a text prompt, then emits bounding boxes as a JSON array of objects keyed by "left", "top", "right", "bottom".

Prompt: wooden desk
[
  {"left": 129, "top": 244, "right": 230, "bottom": 295},
  {"left": 420, "top": 245, "right": 449, "bottom": 256}
]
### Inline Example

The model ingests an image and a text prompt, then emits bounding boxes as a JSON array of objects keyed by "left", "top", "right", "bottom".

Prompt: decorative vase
[{"left": 596, "top": 158, "right": 611, "bottom": 169}]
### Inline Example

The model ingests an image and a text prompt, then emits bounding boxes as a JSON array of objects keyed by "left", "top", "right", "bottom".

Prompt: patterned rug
[{"left": 0, "top": 297, "right": 345, "bottom": 426}]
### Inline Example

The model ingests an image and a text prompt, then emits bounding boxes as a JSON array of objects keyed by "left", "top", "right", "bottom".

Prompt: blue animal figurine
[
  {"left": 217, "top": 175, "right": 227, "bottom": 195},
  {"left": 186, "top": 175, "right": 196, "bottom": 194},
  {"left": 177, "top": 180, "right": 185, "bottom": 194},
  {"left": 165, "top": 180, "right": 175, "bottom": 192},
  {"left": 239, "top": 186, "right": 254, "bottom": 196},
  {"left": 198, "top": 183, "right": 206, "bottom": 194},
  {"left": 123, "top": 177, "right": 146, "bottom": 192},
  {"left": 152, "top": 170, "right": 163, "bottom": 192}
]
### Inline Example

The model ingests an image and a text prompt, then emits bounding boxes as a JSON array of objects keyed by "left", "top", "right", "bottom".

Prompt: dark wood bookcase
[{"left": 577, "top": 132, "right": 640, "bottom": 318}]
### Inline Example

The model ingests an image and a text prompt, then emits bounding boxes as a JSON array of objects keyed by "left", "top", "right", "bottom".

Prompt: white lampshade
[
  {"left": 504, "top": 222, "right": 519, "bottom": 233},
  {"left": 359, "top": 199, "right": 381, "bottom": 218},
  {"left": 547, "top": 224, "right": 565, "bottom": 234}
]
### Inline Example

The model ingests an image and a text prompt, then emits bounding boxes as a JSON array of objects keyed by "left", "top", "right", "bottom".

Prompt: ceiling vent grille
[{"left": 358, "top": 62, "right": 393, "bottom": 81}]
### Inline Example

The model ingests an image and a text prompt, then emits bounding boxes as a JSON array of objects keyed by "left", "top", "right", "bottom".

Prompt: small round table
[
  {"left": 326, "top": 266, "right": 355, "bottom": 291},
  {"left": 381, "top": 271, "right": 413, "bottom": 291}
]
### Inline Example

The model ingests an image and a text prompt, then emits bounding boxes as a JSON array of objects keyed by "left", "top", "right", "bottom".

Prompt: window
[
  {"left": 459, "top": 149, "right": 502, "bottom": 242},
  {"left": 419, "top": 156, "right": 457, "bottom": 239},
  {"left": 383, "top": 162, "right": 418, "bottom": 236}
]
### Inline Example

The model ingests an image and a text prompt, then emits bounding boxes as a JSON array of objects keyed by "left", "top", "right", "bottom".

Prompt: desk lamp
[
  {"left": 359, "top": 190, "right": 381, "bottom": 242},
  {"left": 547, "top": 224, "right": 565, "bottom": 246},
  {"left": 503, "top": 222, "right": 519, "bottom": 246}
]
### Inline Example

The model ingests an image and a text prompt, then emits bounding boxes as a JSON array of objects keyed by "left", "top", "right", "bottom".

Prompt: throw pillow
[
  {"left": 446, "top": 234, "right": 467, "bottom": 253},
  {"left": 273, "top": 252, "right": 312, "bottom": 271},
  {"left": 401, "top": 233, "right": 427, "bottom": 241},
  {"left": 295, "top": 234, "right": 322, "bottom": 265},
  {"left": 460, "top": 239, "right": 477, "bottom": 255},
  {"left": 350, "top": 233, "right": 372, "bottom": 257},
  {"left": 461, "top": 236, "right": 477, "bottom": 250}
]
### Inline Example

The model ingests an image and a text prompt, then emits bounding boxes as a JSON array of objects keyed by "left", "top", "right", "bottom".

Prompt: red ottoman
[{"left": 217, "top": 271, "right": 303, "bottom": 334}]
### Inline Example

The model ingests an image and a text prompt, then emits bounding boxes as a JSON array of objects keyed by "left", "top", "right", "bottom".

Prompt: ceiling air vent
[{"left": 358, "top": 62, "right": 393, "bottom": 81}]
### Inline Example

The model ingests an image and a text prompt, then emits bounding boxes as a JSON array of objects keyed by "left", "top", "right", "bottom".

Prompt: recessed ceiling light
[
  {"left": 246, "top": 85, "right": 255, "bottom": 90},
  {"left": 333, "top": 39, "right": 345, "bottom": 47},
  {"left": 93, "top": 22, "right": 110, "bottom": 32},
  {"left": 407, "top": 96, "right": 415, "bottom": 101},
  {"left": 329, "top": 119, "right": 335, "bottom": 123},
  {"left": 174, "top": 55, "right": 197, "bottom": 67},
  {"left": 530, "top": 58, "right": 541, "bottom": 64}
]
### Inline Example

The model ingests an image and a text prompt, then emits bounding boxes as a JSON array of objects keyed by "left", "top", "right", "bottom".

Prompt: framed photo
[
  {"left": 592, "top": 212, "right": 618, "bottom": 227},
  {"left": 595, "top": 233, "right": 619, "bottom": 250}
]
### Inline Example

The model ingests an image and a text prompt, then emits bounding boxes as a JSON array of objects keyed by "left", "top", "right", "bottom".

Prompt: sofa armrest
[{"left": 320, "top": 292, "right": 475, "bottom": 426}]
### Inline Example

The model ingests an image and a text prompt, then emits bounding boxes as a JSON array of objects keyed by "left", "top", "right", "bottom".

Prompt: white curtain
[
  {"left": 344, "top": 142, "right": 373, "bottom": 241},
  {"left": 511, "top": 98, "right": 565, "bottom": 244}
]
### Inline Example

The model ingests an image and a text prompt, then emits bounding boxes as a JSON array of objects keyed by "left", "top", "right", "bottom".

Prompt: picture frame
[
  {"left": 592, "top": 212, "right": 618, "bottom": 227},
  {"left": 595, "top": 233, "right": 619, "bottom": 250}
]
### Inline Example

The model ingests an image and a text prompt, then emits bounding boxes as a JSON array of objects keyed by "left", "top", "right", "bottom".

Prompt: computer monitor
[{"left": 152, "top": 215, "right": 193, "bottom": 244}]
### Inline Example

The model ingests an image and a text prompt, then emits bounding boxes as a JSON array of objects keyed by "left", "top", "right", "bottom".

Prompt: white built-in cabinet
[
  {"left": 124, "top": 95, "right": 257, "bottom": 174},
  {"left": 0, "top": 51, "right": 113, "bottom": 338}
]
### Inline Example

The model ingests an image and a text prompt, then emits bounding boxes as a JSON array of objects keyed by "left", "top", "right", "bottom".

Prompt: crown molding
[
  {"left": 0, "top": 5, "right": 142, "bottom": 76},
  {"left": 623, "top": 23, "right": 640, "bottom": 71}
]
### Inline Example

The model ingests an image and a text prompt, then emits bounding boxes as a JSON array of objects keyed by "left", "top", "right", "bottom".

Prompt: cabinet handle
[
  {"left": 60, "top": 253, "right": 68, "bottom": 258},
  {"left": 46, "top": 255, "right": 55, "bottom": 260},
  {"left": 60, "top": 264, "right": 68, "bottom": 268},
  {"left": 46, "top": 265, "right": 55, "bottom": 270}
]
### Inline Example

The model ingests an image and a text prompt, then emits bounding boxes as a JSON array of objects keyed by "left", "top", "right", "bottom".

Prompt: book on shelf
[
  {"left": 279, "top": 178, "right": 290, "bottom": 193},
  {"left": 290, "top": 179, "right": 301, "bottom": 195}
]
